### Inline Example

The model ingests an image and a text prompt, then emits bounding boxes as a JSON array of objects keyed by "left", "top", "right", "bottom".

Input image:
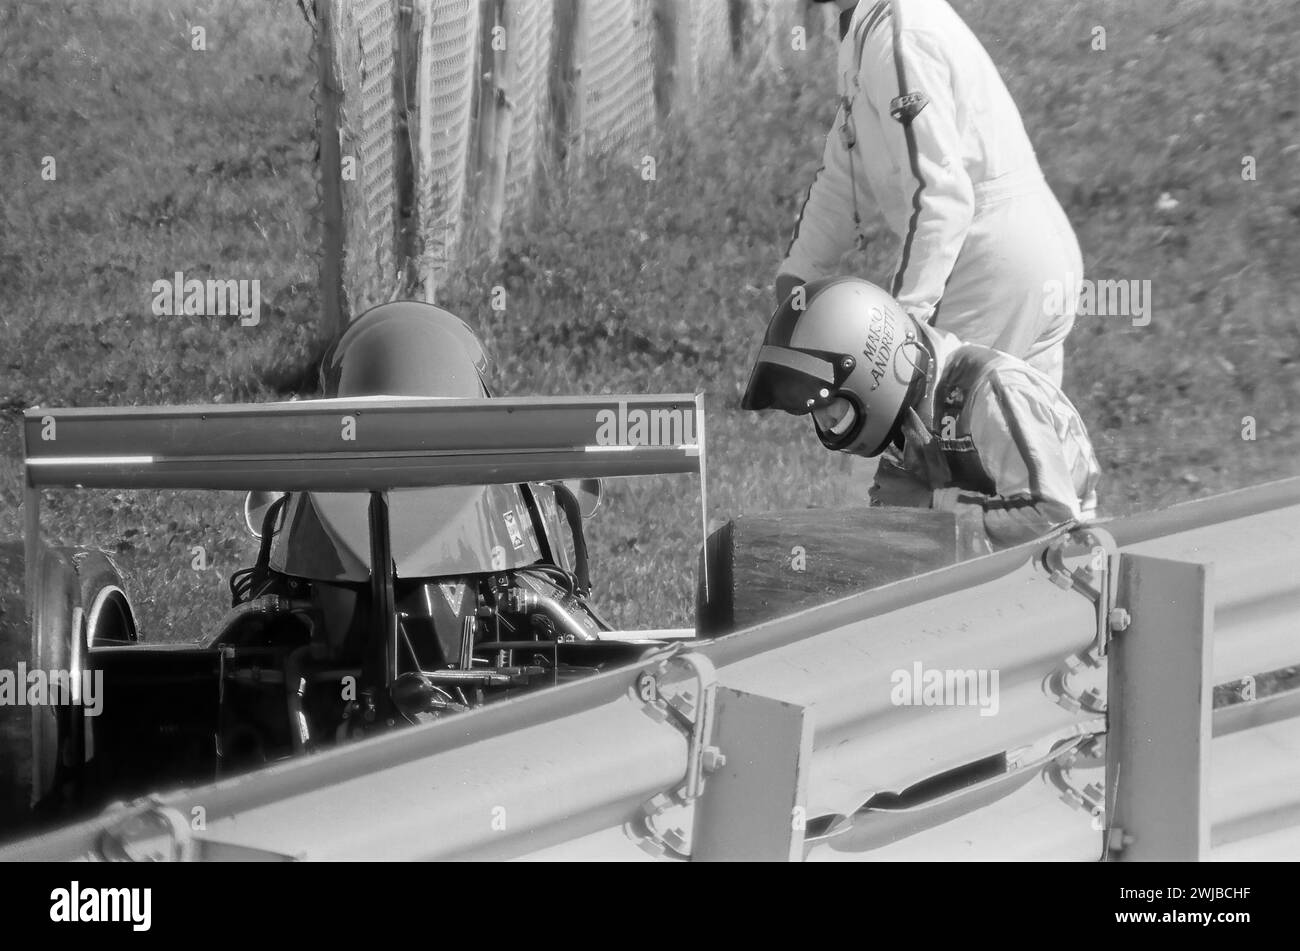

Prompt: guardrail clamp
[
  {"left": 1041, "top": 526, "right": 1121, "bottom": 659},
  {"left": 625, "top": 651, "right": 722, "bottom": 858},
  {"left": 96, "top": 797, "right": 300, "bottom": 862},
  {"left": 99, "top": 798, "right": 197, "bottom": 862}
]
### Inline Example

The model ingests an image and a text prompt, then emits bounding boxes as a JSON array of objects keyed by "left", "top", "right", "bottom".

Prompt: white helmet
[{"left": 741, "top": 277, "right": 932, "bottom": 457}]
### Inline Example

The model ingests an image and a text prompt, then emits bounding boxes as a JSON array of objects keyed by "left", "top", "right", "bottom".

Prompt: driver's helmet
[
  {"left": 270, "top": 301, "right": 544, "bottom": 582},
  {"left": 741, "top": 277, "right": 931, "bottom": 457},
  {"left": 321, "top": 300, "right": 489, "bottom": 398}
]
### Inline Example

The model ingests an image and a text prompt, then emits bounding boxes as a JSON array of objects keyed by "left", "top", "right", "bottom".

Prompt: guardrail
[{"left": 3, "top": 477, "right": 1297, "bottom": 862}]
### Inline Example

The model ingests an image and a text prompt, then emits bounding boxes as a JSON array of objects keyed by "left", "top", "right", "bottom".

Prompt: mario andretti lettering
[{"left": 863, "top": 306, "right": 894, "bottom": 391}]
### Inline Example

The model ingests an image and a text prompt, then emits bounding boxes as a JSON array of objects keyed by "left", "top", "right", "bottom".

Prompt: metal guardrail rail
[{"left": 3, "top": 477, "right": 1297, "bottom": 862}]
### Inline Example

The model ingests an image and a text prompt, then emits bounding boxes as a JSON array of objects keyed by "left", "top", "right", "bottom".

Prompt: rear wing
[
  {"left": 23, "top": 394, "right": 704, "bottom": 491},
  {"left": 19, "top": 395, "right": 711, "bottom": 804},
  {"left": 22, "top": 392, "right": 711, "bottom": 607}
]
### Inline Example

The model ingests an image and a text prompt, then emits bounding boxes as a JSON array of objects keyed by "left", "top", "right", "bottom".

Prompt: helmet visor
[{"left": 741, "top": 346, "right": 841, "bottom": 413}]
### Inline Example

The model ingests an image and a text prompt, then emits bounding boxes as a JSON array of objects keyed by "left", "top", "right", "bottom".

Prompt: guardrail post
[
  {"left": 1106, "top": 554, "right": 1213, "bottom": 861},
  {"left": 692, "top": 687, "right": 812, "bottom": 861}
]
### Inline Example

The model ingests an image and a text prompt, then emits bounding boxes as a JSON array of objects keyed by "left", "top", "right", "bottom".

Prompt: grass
[{"left": 0, "top": 0, "right": 1297, "bottom": 650}]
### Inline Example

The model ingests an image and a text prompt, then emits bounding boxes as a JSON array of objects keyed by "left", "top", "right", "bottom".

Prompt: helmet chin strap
[
  {"left": 881, "top": 326, "right": 935, "bottom": 452},
  {"left": 896, "top": 319, "right": 936, "bottom": 378}
]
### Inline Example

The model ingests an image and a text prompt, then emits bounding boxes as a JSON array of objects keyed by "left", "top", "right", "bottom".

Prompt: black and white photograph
[{"left": 0, "top": 0, "right": 1295, "bottom": 896}]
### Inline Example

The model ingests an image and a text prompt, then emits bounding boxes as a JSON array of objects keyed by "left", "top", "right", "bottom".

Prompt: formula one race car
[{"left": 15, "top": 302, "right": 706, "bottom": 819}]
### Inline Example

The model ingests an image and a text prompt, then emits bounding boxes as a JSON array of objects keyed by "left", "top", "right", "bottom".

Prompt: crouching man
[{"left": 741, "top": 277, "right": 1101, "bottom": 551}]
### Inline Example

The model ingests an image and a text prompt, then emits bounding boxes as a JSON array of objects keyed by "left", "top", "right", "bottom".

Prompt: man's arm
[
  {"left": 776, "top": 102, "right": 860, "bottom": 302},
  {"left": 931, "top": 377, "right": 1086, "bottom": 548},
  {"left": 862, "top": 27, "right": 975, "bottom": 323}
]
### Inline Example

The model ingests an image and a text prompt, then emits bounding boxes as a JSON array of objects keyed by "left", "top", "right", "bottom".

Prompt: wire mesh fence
[
  {"left": 502, "top": 0, "right": 555, "bottom": 213},
  {"left": 355, "top": 0, "right": 398, "bottom": 293},
  {"left": 315, "top": 0, "right": 782, "bottom": 332},
  {"left": 575, "top": 0, "right": 656, "bottom": 162},
  {"left": 414, "top": 0, "right": 479, "bottom": 295},
  {"left": 685, "top": 0, "right": 734, "bottom": 93}
]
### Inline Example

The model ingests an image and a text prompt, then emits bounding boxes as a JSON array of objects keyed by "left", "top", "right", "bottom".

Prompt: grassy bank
[{"left": 1, "top": 0, "right": 1297, "bottom": 642}]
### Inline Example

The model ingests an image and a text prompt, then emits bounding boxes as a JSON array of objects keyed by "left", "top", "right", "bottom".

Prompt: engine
[{"left": 204, "top": 556, "right": 652, "bottom": 772}]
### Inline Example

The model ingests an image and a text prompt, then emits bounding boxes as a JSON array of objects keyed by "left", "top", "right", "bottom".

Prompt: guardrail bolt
[
  {"left": 667, "top": 692, "right": 695, "bottom": 717},
  {"left": 1106, "top": 827, "right": 1134, "bottom": 852},
  {"left": 701, "top": 746, "right": 726, "bottom": 772},
  {"left": 1108, "top": 607, "right": 1131, "bottom": 632},
  {"left": 1049, "top": 570, "right": 1074, "bottom": 591},
  {"left": 662, "top": 828, "right": 689, "bottom": 852},
  {"left": 644, "top": 792, "right": 674, "bottom": 817}
]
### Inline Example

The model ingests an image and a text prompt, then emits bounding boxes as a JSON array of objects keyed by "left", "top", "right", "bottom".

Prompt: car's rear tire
[
  {"left": 0, "top": 540, "right": 31, "bottom": 835},
  {"left": 54, "top": 549, "right": 138, "bottom": 804},
  {"left": 15, "top": 548, "right": 138, "bottom": 819},
  {"left": 59, "top": 548, "right": 138, "bottom": 649},
  {"left": 27, "top": 548, "right": 81, "bottom": 815}
]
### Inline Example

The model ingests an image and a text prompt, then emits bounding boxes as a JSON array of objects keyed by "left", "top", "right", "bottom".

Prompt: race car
[{"left": 14, "top": 301, "right": 705, "bottom": 820}]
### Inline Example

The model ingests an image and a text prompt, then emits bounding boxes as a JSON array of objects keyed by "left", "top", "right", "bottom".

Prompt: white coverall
[
  {"left": 905, "top": 324, "right": 1100, "bottom": 550},
  {"left": 780, "top": 0, "right": 1083, "bottom": 385}
]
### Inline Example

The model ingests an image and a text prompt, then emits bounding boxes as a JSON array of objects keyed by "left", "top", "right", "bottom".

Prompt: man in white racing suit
[
  {"left": 779, "top": 0, "right": 1085, "bottom": 507},
  {"left": 741, "top": 278, "right": 1100, "bottom": 551}
]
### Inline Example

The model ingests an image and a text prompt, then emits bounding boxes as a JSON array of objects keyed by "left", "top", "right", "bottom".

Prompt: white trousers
[
  {"left": 863, "top": 172, "right": 1083, "bottom": 505},
  {"left": 926, "top": 171, "right": 1083, "bottom": 386}
]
